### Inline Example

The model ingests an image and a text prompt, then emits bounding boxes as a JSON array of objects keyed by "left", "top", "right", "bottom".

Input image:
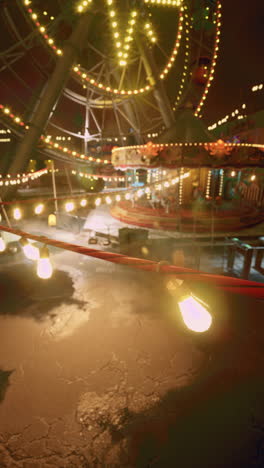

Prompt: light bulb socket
[
  {"left": 19, "top": 237, "right": 29, "bottom": 248},
  {"left": 39, "top": 245, "right": 50, "bottom": 259}
]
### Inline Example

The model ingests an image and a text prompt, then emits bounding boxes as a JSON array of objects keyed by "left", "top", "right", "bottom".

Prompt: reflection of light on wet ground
[{"left": 43, "top": 258, "right": 100, "bottom": 340}]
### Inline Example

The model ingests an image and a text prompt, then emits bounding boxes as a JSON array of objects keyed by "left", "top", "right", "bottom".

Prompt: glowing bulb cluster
[
  {"left": 208, "top": 104, "right": 247, "bottom": 131},
  {"left": 71, "top": 170, "right": 124, "bottom": 182},
  {"left": 22, "top": 0, "right": 184, "bottom": 95},
  {"left": 106, "top": 3, "right": 139, "bottom": 67},
  {"left": 41, "top": 136, "right": 111, "bottom": 164},
  {"left": 144, "top": 0, "right": 182, "bottom": 6},
  {"left": 206, "top": 170, "right": 212, "bottom": 198},
  {"left": 218, "top": 169, "right": 224, "bottom": 196},
  {"left": 144, "top": 22, "right": 157, "bottom": 44},
  {"left": 76, "top": 0, "right": 92, "bottom": 13},
  {"left": 0, "top": 169, "right": 47, "bottom": 187},
  {"left": 173, "top": 7, "right": 190, "bottom": 109},
  {"left": 252, "top": 83, "right": 263, "bottom": 92},
  {"left": 195, "top": 1, "right": 222, "bottom": 117}
]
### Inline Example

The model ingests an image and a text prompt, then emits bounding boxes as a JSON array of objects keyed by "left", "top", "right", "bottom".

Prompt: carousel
[{"left": 111, "top": 108, "right": 264, "bottom": 232}]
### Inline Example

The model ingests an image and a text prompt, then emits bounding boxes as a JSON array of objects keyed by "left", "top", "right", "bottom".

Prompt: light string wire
[{"left": 0, "top": 223, "right": 263, "bottom": 299}]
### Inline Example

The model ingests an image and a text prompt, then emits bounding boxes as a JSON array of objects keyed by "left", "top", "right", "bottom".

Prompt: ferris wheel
[{"left": 0, "top": 0, "right": 221, "bottom": 173}]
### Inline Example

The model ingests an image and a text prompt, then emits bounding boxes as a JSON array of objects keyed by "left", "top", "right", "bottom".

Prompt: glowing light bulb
[
  {"left": 80, "top": 199, "right": 87, "bottom": 207},
  {"left": 178, "top": 295, "right": 212, "bottom": 333},
  {"left": 34, "top": 203, "right": 44, "bottom": 215},
  {"left": 65, "top": 202, "right": 75, "bottom": 212},
  {"left": 23, "top": 243, "right": 40, "bottom": 260},
  {"left": 37, "top": 246, "right": 53, "bottom": 279},
  {"left": 231, "top": 171, "right": 236, "bottom": 177},
  {"left": 37, "top": 258, "right": 53, "bottom": 279},
  {"left": 106, "top": 196, "right": 112, "bottom": 204},
  {"left": 13, "top": 208, "right": 22, "bottom": 220},
  {"left": 251, "top": 174, "right": 256, "bottom": 181},
  {"left": 0, "top": 236, "right": 6, "bottom": 252},
  {"left": 95, "top": 198, "right": 101, "bottom": 207}
]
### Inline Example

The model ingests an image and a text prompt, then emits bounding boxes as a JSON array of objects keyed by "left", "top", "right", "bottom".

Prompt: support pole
[
  {"left": 3, "top": 12, "right": 92, "bottom": 198},
  {"left": 0, "top": 197, "right": 11, "bottom": 228},
  {"left": 64, "top": 166, "right": 73, "bottom": 195},
  {"left": 51, "top": 161, "right": 58, "bottom": 213},
  {"left": 137, "top": 39, "right": 175, "bottom": 129}
]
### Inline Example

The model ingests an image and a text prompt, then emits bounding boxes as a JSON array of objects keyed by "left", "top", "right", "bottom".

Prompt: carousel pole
[{"left": 2, "top": 12, "right": 92, "bottom": 199}]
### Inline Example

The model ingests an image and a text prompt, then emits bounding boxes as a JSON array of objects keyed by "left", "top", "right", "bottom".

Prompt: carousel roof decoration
[{"left": 112, "top": 106, "right": 264, "bottom": 169}]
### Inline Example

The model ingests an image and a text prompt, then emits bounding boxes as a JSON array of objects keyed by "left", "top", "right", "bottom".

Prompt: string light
[
  {"left": 76, "top": 0, "right": 92, "bottom": 13},
  {"left": 80, "top": 199, "right": 87, "bottom": 207},
  {"left": 144, "top": 0, "right": 182, "bottom": 5},
  {"left": 252, "top": 83, "right": 263, "bottom": 92},
  {"left": 195, "top": 1, "right": 222, "bottom": 117},
  {"left": 65, "top": 202, "right": 75, "bottom": 212},
  {"left": 21, "top": 0, "right": 184, "bottom": 95},
  {"left": 173, "top": 7, "right": 190, "bottom": 109},
  {"left": 0, "top": 168, "right": 47, "bottom": 187},
  {"left": 71, "top": 169, "right": 124, "bottom": 181},
  {"left": 219, "top": 169, "right": 224, "bottom": 196},
  {"left": 0, "top": 235, "right": 6, "bottom": 252},
  {"left": 13, "top": 208, "right": 22, "bottom": 221},
  {"left": 19, "top": 238, "right": 40, "bottom": 260},
  {"left": 34, "top": 203, "right": 44, "bottom": 215},
  {"left": 178, "top": 295, "right": 212, "bottom": 332},
  {"left": 206, "top": 170, "right": 212, "bottom": 198},
  {"left": 208, "top": 104, "right": 247, "bottom": 131},
  {"left": 37, "top": 246, "right": 53, "bottom": 279},
  {"left": 166, "top": 278, "right": 212, "bottom": 333}
]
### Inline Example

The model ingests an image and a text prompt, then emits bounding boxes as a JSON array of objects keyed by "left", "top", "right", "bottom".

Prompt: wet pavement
[{"left": 0, "top": 227, "right": 264, "bottom": 467}]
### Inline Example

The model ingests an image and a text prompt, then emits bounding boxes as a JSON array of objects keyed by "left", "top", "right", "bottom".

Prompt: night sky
[{"left": 204, "top": 0, "right": 264, "bottom": 124}]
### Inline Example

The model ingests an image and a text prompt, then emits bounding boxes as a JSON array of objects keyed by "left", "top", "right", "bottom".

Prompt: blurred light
[
  {"left": 80, "top": 199, "right": 87, "bottom": 207},
  {"left": 65, "top": 202, "right": 75, "bottom": 212},
  {"left": 13, "top": 208, "right": 22, "bottom": 220},
  {"left": 34, "top": 203, "right": 44, "bottom": 215},
  {"left": 0, "top": 236, "right": 6, "bottom": 252}
]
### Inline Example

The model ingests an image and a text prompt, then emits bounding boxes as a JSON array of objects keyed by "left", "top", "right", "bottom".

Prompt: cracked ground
[{"left": 0, "top": 247, "right": 264, "bottom": 468}]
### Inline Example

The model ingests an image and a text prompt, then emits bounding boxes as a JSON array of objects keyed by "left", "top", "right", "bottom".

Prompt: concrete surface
[{"left": 0, "top": 219, "right": 264, "bottom": 467}]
